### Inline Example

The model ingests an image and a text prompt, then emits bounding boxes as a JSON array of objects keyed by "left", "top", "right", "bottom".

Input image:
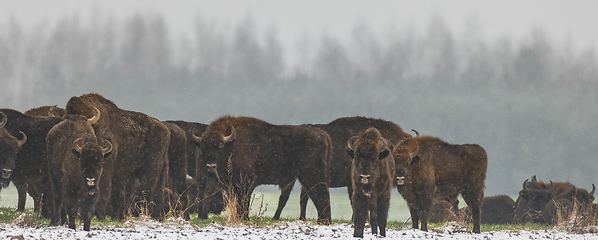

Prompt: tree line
[{"left": 1, "top": 13, "right": 597, "bottom": 195}]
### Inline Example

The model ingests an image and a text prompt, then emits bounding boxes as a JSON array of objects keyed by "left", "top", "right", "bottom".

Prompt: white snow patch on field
[{"left": 0, "top": 218, "right": 596, "bottom": 239}]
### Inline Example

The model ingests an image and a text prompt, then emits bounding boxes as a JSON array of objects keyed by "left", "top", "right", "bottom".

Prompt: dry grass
[{"left": 554, "top": 201, "right": 598, "bottom": 234}]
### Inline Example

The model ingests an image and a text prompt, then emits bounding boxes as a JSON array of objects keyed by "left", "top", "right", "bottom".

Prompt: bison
[
  {"left": 271, "top": 116, "right": 411, "bottom": 220},
  {"left": 346, "top": 127, "right": 394, "bottom": 237},
  {"left": 0, "top": 112, "right": 27, "bottom": 188},
  {"left": 46, "top": 106, "right": 112, "bottom": 230},
  {"left": 63, "top": 93, "right": 170, "bottom": 220},
  {"left": 162, "top": 121, "right": 190, "bottom": 220},
  {"left": 515, "top": 175, "right": 595, "bottom": 224},
  {"left": 166, "top": 120, "right": 225, "bottom": 219},
  {"left": 193, "top": 116, "right": 332, "bottom": 224},
  {"left": 0, "top": 108, "right": 63, "bottom": 216},
  {"left": 393, "top": 131, "right": 487, "bottom": 233}
]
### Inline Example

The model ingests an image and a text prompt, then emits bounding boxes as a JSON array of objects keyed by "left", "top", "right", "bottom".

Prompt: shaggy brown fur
[
  {"left": 346, "top": 127, "right": 394, "bottom": 237},
  {"left": 64, "top": 93, "right": 170, "bottom": 220},
  {"left": 46, "top": 111, "right": 112, "bottom": 231},
  {"left": 393, "top": 135, "right": 487, "bottom": 233},
  {"left": 195, "top": 116, "right": 332, "bottom": 224},
  {"left": 0, "top": 108, "right": 63, "bottom": 217}
]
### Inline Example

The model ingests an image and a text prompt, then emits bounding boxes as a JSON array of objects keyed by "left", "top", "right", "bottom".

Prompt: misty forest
[{"left": 1, "top": 13, "right": 597, "bottom": 196}]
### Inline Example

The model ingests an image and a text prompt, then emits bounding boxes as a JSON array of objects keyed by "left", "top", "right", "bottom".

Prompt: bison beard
[
  {"left": 195, "top": 116, "right": 332, "bottom": 224},
  {"left": 346, "top": 127, "right": 394, "bottom": 238}
]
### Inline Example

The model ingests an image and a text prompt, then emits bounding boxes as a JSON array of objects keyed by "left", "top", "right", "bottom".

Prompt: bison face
[
  {"left": 0, "top": 136, "right": 26, "bottom": 188},
  {"left": 516, "top": 180, "right": 554, "bottom": 223},
  {"left": 346, "top": 128, "right": 391, "bottom": 197},
  {"left": 392, "top": 140, "right": 419, "bottom": 194},
  {"left": 194, "top": 126, "right": 235, "bottom": 175},
  {"left": 72, "top": 136, "right": 112, "bottom": 193}
]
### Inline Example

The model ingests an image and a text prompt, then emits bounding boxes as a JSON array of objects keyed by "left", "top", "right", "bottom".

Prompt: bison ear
[
  {"left": 346, "top": 147, "right": 355, "bottom": 159},
  {"left": 379, "top": 149, "right": 390, "bottom": 160},
  {"left": 71, "top": 148, "right": 81, "bottom": 159}
]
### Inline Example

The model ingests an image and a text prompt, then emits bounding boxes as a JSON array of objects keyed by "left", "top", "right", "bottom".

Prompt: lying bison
[
  {"left": 515, "top": 175, "right": 595, "bottom": 224},
  {"left": 194, "top": 116, "right": 332, "bottom": 224},
  {"left": 393, "top": 131, "right": 487, "bottom": 233},
  {"left": 46, "top": 106, "right": 112, "bottom": 231},
  {"left": 346, "top": 127, "right": 394, "bottom": 237}
]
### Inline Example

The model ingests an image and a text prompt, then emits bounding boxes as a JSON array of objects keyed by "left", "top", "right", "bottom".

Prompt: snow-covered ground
[{"left": 1, "top": 215, "right": 596, "bottom": 240}]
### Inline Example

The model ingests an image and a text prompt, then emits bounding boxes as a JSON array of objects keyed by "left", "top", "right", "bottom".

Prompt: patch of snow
[{"left": 0, "top": 218, "right": 597, "bottom": 239}]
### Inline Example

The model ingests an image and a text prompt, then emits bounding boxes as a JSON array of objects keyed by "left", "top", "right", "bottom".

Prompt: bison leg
[
  {"left": 352, "top": 193, "right": 367, "bottom": 238},
  {"left": 298, "top": 185, "right": 309, "bottom": 221},
  {"left": 376, "top": 194, "right": 390, "bottom": 237},
  {"left": 13, "top": 179, "right": 28, "bottom": 212},
  {"left": 272, "top": 179, "right": 295, "bottom": 220},
  {"left": 199, "top": 177, "right": 221, "bottom": 219},
  {"left": 462, "top": 190, "right": 483, "bottom": 233},
  {"left": 409, "top": 207, "right": 419, "bottom": 229},
  {"left": 66, "top": 204, "right": 77, "bottom": 230}
]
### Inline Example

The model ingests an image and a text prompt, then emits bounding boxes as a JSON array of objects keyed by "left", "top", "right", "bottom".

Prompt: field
[
  {"left": 1, "top": 184, "right": 597, "bottom": 239},
  {"left": 0, "top": 184, "right": 412, "bottom": 221}
]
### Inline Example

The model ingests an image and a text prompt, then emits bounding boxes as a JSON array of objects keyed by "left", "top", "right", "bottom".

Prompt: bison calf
[
  {"left": 393, "top": 131, "right": 487, "bottom": 233},
  {"left": 346, "top": 127, "right": 394, "bottom": 238}
]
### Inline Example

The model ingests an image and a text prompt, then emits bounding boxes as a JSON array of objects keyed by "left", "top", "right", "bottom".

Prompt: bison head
[
  {"left": 346, "top": 127, "right": 392, "bottom": 197},
  {"left": 515, "top": 179, "right": 554, "bottom": 223},
  {"left": 0, "top": 112, "right": 27, "bottom": 188},
  {"left": 72, "top": 135, "right": 112, "bottom": 194},
  {"left": 391, "top": 138, "right": 419, "bottom": 195},
  {"left": 193, "top": 125, "right": 235, "bottom": 176}
]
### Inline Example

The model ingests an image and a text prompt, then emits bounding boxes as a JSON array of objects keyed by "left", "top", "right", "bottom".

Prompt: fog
[{"left": 1, "top": 1, "right": 597, "bottom": 196}]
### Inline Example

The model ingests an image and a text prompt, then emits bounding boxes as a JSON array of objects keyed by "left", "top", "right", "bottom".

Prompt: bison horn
[
  {"left": 192, "top": 131, "right": 202, "bottom": 144},
  {"left": 102, "top": 140, "right": 113, "bottom": 155},
  {"left": 0, "top": 112, "right": 6, "bottom": 128},
  {"left": 409, "top": 142, "right": 419, "bottom": 160},
  {"left": 347, "top": 136, "right": 359, "bottom": 151},
  {"left": 531, "top": 175, "right": 538, "bottom": 183},
  {"left": 87, "top": 106, "right": 101, "bottom": 125},
  {"left": 17, "top": 131, "right": 27, "bottom": 147},
  {"left": 222, "top": 125, "right": 235, "bottom": 143},
  {"left": 590, "top": 184, "right": 596, "bottom": 196},
  {"left": 74, "top": 137, "right": 84, "bottom": 154},
  {"left": 547, "top": 181, "right": 554, "bottom": 194},
  {"left": 411, "top": 129, "right": 420, "bottom": 137},
  {"left": 376, "top": 138, "right": 387, "bottom": 151},
  {"left": 523, "top": 179, "right": 529, "bottom": 191}
]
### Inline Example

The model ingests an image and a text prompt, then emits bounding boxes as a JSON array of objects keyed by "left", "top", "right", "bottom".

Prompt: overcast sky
[{"left": 2, "top": 0, "right": 597, "bottom": 56}]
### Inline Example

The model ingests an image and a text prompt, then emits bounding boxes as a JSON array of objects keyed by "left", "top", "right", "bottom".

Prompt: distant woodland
[{"left": 1, "top": 14, "right": 597, "bottom": 195}]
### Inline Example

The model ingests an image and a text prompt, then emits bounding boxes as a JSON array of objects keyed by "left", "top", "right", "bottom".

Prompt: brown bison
[
  {"left": 272, "top": 116, "right": 411, "bottom": 220},
  {"left": 0, "top": 108, "right": 63, "bottom": 216},
  {"left": 346, "top": 127, "right": 394, "bottom": 237},
  {"left": 166, "top": 120, "right": 224, "bottom": 219},
  {"left": 193, "top": 116, "right": 332, "bottom": 224},
  {"left": 161, "top": 121, "right": 190, "bottom": 220},
  {"left": 462, "top": 195, "right": 517, "bottom": 224},
  {"left": 24, "top": 105, "right": 65, "bottom": 118},
  {"left": 393, "top": 131, "right": 487, "bottom": 233},
  {"left": 300, "top": 117, "right": 410, "bottom": 219},
  {"left": 63, "top": 93, "right": 170, "bottom": 220},
  {"left": 0, "top": 112, "right": 27, "bottom": 188},
  {"left": 515, "top": 175, "right": 595, "bottom": 224},
  {"left": 46, "top": 106, "right": 112, "bottom": 230}
]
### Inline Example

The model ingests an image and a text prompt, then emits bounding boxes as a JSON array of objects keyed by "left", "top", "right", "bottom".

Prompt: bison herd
[{"left": 0, "top": 93, "right": 593, "bottom": 237}]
